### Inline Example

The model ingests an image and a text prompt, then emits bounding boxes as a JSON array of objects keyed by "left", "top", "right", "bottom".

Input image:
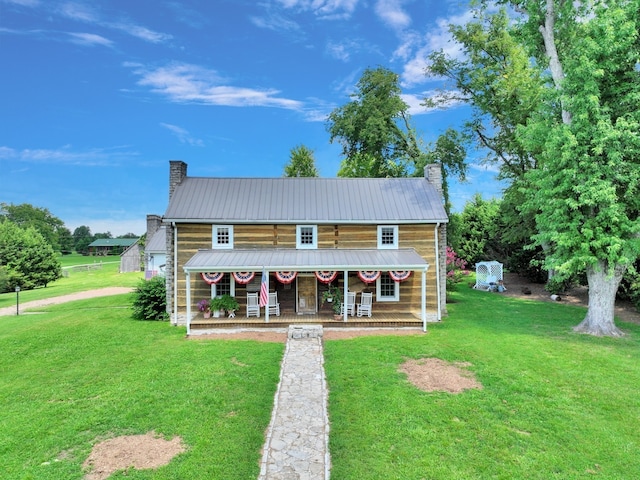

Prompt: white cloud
[
  {"left": 160, "top": 123, "right": 204, "bottom": 147},
  {"left": 129, "top": 63, "right": 303, "bottom": 110},
  {"left": 2, "top": 0, "right": 41, "bottom": 6},
  {"left": 0, "top": 145, "right": 138, "bottom": 165},
  {"left": 273, "top": 0, "right": 359, "bottom": 19},
  {"left": 67, "top": 32, "right": 113, "bottom": 47},
  {"left": 374, "top": 0, "right": 411, "bottom": 30}
]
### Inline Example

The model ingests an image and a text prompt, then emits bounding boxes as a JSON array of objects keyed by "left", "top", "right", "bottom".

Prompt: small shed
[
  {"left": 474, "top": 261, "right": 503, "bottom": 290},
  {"left": 120, "top": 241, "right": 143, "bottom": 273}
]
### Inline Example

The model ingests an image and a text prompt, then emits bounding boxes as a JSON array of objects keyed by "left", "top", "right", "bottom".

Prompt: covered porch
[{"left": 182, "top": 247, "right": 433, "bottom": 334}]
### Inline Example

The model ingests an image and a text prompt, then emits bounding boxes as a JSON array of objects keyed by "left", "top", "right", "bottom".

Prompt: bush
[{"left": 131, "top": 276, "right": 168, "bottom": 321}]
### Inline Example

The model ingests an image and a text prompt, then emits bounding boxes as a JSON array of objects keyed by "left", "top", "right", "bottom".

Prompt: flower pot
[
  {"left": 213, "top": 310, "right": 221, "bottom": 318},
  {"left": 203, "top": 310, "right": 211, "bottom": 319}
]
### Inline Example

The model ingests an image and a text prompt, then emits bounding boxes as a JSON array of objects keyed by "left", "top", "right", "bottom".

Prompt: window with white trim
[
  {"left": 378, "top": 225, "right": 398, "bottom": 249},
  {"left": 296, "top": 225, "right": 317, "bottom": 249},
  {"left": 377, "top": 274, "right": 399, "bottom": 301},
  {"left": 212, "top": 273, "right": 235, "bottom": 297},
  {"left": 213, "top": 225, "right": 233, "bottom": 249}
]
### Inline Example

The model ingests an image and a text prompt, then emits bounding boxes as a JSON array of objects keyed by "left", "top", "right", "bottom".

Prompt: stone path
[{"left": 258, "top": 325, "right": 331, "bottom": 480}]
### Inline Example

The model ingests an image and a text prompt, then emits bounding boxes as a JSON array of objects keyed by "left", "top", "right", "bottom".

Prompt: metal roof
[
  {"left": 164, "top": 177, "right": 448, "bottom": 224},
  {"left": 183, "top": 248, "right": 429, "bottom": 272},
  {"left": 145, "top": 226, "right": 166, "bottom": 253}
]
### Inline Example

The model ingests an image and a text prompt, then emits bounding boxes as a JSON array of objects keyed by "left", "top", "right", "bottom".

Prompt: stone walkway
[{"left": 258, "top": 325, "right": 331, "bottom": 480}]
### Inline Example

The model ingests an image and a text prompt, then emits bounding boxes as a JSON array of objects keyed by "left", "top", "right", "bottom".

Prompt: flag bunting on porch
[
  {"left": 315, "top": 271, "right": 338, "bottom": 284},
  {"left": 275, "top": 271, "right": 297, "bottom": 284},
  {"left": 259, "top": 269, "right": 268, "bottom": 307},
  {"left": 357, "top": 270, "right": 381, "bottom": 283},
  {"left": 201, "top": 272, "right": 224, "bottom": 284},
  {"left": 389, "top": 271, "right": 412, "bottom": 282},
  {"left": 232, "top": 272, "right": 255, "bottom": 284}
]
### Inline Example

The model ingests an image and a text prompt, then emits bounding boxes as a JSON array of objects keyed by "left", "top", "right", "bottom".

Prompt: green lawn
[
  {"left": 325, "top": 287, "right": 640, "bottom": 479},
  {"left": 0, "top": 259, "right": 142, "bottom": 309},
  {"left": 1, "top": 284, "right": 639, "bottom": 479}
]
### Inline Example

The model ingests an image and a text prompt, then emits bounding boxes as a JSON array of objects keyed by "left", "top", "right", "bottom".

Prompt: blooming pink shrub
[{"left": 446, "top": 246, "right": 469, "bottom": 289}]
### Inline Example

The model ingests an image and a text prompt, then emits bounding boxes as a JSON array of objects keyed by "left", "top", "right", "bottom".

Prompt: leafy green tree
[
  {"left": 455, "top": 194, "right": 503, "bottom": 266},
  {"left": 0, "top": 202, "right": 66, "bottom": 251},
  {"left": 58, "top": 227, "right": 74, "bottom": 254},
  {"left": 327, "top": 66, "right": 424, "bottom": 178},
  {"left": 73, "top": 225, "right": 93, "bottom": 254},
  {"left": 0, "top": 221, "right": 61, "bottom": 291},
  {"left": 284, "top": 145, "right": 320, "bottom": 177},
  {"left": 131, "top": 276, "right": 168, "bottom": 321}
]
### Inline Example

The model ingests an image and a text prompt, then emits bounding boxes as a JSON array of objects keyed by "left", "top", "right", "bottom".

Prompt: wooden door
[{"left": 296, "top": 275, "right": 317, "bottom": 314}]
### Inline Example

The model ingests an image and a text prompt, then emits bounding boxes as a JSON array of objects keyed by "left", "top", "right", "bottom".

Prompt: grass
[
  {"left": 0, "top": 295, "right": 283, "bottom": 479},
  {"left": 325, "top": 287, "right": 640, "bottom": 479},
  {"left": 0, "top": 258, "right": 142, "bottom": 309},
  {"left": 1, "top": 278, "right": 639, "bottom": 478}
]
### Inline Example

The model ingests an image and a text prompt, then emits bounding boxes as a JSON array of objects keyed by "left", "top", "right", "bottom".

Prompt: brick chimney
[
  {"left": 424, "top": 163, "right": 443, "bottom": 197},
  {"left": 146, "top": 214, "right": 162, "bottom": 237},
  {"left": 169, "top": 160, "right": 187, "bottom": 200}
]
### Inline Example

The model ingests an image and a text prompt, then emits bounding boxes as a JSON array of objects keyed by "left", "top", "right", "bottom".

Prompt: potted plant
[
  {"left": 321, "top": 284, "right": 343, "bottom": 319},
  {"left": 197, "top": 298, "right": 211, "bottom": 318},
  {"left": 210, "top": 294, "right": 239, "bottom": 318}
]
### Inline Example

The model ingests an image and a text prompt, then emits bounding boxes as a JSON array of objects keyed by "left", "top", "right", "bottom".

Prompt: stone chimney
[
  {"left": 169, "top": 160, "right": 188, "bottom": 200},
  {"left": 146, "top": 214, "right": 162, "bottom": 237},
  {"left": 424, "top": 163, "right": 443, "bottom": 197}
]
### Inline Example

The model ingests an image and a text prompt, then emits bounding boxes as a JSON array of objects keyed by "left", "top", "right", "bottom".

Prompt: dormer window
[
  {"left": 213, "top": 225, "right": 233, "bottom": 249},
  {"left": 378, "top": 225, "right": 398, "bottom": 249},
  {"left": 296, "top": 225, "right": 317, "bottom": 249}
]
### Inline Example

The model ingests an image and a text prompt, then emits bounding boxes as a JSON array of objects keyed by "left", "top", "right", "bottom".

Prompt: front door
[{"left": 296, "top": 274, "right": 317, "bottom": 314}]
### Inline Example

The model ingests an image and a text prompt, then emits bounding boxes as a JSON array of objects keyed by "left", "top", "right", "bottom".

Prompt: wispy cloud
[
  {"left": 127, "top": 62, "right": 303, "bottom": 110},
  {"left": 67, "top": 32, "right": 113, "bottom": 47},
  {"left": 272, "top": 0, "right": 358, "bottom": 20},
  {"left": 160, "top": 123, "right": 204, "bottom": 147},
  {"left": 0, "top": 145, "right": 138, "bottom": 166},
  {"left": 250, "top": 11, "right": 302, "bottom": 33},
  {"left": 2, "top": 0, "right": 41, "bottom": 6},
  {"left": 374, "top": 0, "right": 411, "bottom": 30},
  {"left": 401, "top": 90, "right": 466, "bottom": 115}
]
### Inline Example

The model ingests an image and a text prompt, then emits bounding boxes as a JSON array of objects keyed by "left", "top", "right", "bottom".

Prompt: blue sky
[{"left": 0, "top": 0, "right": 504, "bottom": 236}]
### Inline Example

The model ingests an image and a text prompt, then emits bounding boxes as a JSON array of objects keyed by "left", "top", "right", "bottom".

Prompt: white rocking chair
[
  {"left": 357, "top": 292, "right": 373, "bottom": 317},
  {"left": 268, "top": 292, "right": 280, "bottom": 316},
  {"left": 246, "top": 293, "right": 260, "bottom": 317},
  {"left": 340, "top": 291, "right": 356, "bottom": 316}
]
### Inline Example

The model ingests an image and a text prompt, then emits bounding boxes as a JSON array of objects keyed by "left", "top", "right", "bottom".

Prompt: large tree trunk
[{"left": 573, "top": 261, "right": 626, "bottom": 337}]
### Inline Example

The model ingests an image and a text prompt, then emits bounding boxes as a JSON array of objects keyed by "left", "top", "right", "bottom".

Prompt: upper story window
[
  {"left": 378, "top": 225, "right": 398, "bottom": 249},
  {"left": 296, "top": 225, "right": 317, "bottom": 249},
  {"left": 213, "top": 225, "right": 233, "bottom": 249}
]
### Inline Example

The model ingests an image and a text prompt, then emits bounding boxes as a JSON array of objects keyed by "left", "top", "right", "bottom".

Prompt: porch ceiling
[{"left": 182, "top": 248, "right": 429, "bottom": 273}]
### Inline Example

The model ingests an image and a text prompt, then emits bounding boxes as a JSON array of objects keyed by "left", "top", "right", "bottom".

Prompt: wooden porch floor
[{"left": 190, "top": 312, "right": 428, "bottom": 330}]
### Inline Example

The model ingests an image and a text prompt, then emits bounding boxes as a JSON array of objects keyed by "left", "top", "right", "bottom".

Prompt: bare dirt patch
[
  {"left": 399, "top": 358, "right": 483, "bottom": 394},
  {"left": 82, "top": 432, "right": 185, "bottom": 480}
]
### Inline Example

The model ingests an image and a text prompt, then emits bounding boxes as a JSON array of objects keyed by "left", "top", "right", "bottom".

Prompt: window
[
  {"left": 212, "top": 273, "right": 235, "bottom": 297},
  {"left": 377, "top": 274, "right": 399, "bottom": 301},
  {"left": 378, "top": 225, "right": 398, "bottom": 249},
  {"left": 296, "top": 225, "right": 317, "bottom": 249},
  {"left": 213, "top": 225, "right": 233, "bottom": 249}
]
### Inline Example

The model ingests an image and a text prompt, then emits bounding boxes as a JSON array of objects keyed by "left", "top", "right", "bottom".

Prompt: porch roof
[{"left": 183, "top": 248, "right": 429, "bottom": 273}]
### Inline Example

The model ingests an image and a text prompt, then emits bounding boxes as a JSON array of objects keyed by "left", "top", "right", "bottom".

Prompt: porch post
[
  {"left": 343, "top": 270, "right": 348, "bottom": 322},
  {"left": 186, "top": 271, "right": 191, "bottom": 336},
  {"left": 265, "top": 270, "right": 270, "bottom": 323},
  {"left": 421, "top": 268, "right": 427, "bottom": 332}
]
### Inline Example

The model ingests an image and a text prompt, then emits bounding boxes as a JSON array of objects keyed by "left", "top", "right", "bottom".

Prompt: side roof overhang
[{"left": 183, "top": 248, "right": 429, "bottom": 273}]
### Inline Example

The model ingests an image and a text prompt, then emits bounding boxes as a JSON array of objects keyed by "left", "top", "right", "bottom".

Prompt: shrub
[
  {"left": 131, "top": 276, "right": 168, "bottom": 321},
  {"left": 446, "top": 246, "right": 469, "bottom": 289}
]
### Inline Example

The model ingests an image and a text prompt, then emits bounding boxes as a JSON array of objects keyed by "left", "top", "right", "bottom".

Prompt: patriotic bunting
[
  {"left": 315, "top": 271, "right": 338, "bottom": 284},
  {"left": 357, "top": 270, "right": 381, "bottom": 283},
  {"left": 201, "top": 272, "right": 224, "bottom": 284},
  {"left": 275, "top": 271, "right": 298, "bottom": 284},
  {"left": 232, "top": 272, "right": 255, "bottom": 284},
  {"left": 389, "top": 270, "right": 412, "bottom": 282}
]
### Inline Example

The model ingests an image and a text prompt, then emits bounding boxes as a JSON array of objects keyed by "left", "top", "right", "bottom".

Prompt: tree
[
  {"left": 435, "top": 0, "right": 639, "bottom": 335},
  {"left": 455, "top": 194, "right": 503, "bottom": 266},
  {"left": 73, "top": 225, "right": 93, "bottom": 254},
  {"left": 327, "top": 66, "right": 424, "bottom": 178},
  {"left": 0, "top": 202, "right": 66, "bottom": 252},
  {"left": 58, "top": 227, "right": 74, "bottom": 254},
  {"left": 284, "top": 145, "right": 319, "bottom": 177},
  {"left": 0, "top": 221, "right": 61, "bottom": 291},
  {"left": 515, "top": 0, "right": 640, "bottom": 336}
]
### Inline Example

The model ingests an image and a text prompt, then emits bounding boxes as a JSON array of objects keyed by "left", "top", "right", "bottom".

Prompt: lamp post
[{"left": 15, "top": 286, "right": 20, "bottom": 316}]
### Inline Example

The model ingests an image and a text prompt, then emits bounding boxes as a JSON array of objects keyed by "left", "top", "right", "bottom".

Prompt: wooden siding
[{"left": 174, "top": 223, "right": 439, "bottom": 318}]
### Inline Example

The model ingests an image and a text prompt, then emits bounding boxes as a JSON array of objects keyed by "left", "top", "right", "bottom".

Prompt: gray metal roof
[
  {"left": 164, "top": 177, "right": 447, "bottom": 224},
  {"left": 183, "top": 248, "right": 429, "bottom": 272},
  {"left": 145, "top": 226, "right": 166, "bottom": 253},
  {"left": 88, "top": 238, "right": 139, "bottom": 247}
]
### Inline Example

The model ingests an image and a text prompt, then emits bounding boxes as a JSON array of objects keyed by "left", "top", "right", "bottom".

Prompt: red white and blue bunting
[
  {"left": 357, "top": 270, "right": 381, "bottom": 284},
  {"left": 201, "top": 272, "right": 224, "bottom": 285},
  {"left": 389, "top": 270, "right": 412, "bottom": 282},
  {"left": 315, "top": 271, "right": 338, "bottom": 284},
  {"left": 275, "top": 271, "right": 298, "bottom": 284},
  {"left": 232, "top": 272, "right": 256, "bottom": 284}
]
